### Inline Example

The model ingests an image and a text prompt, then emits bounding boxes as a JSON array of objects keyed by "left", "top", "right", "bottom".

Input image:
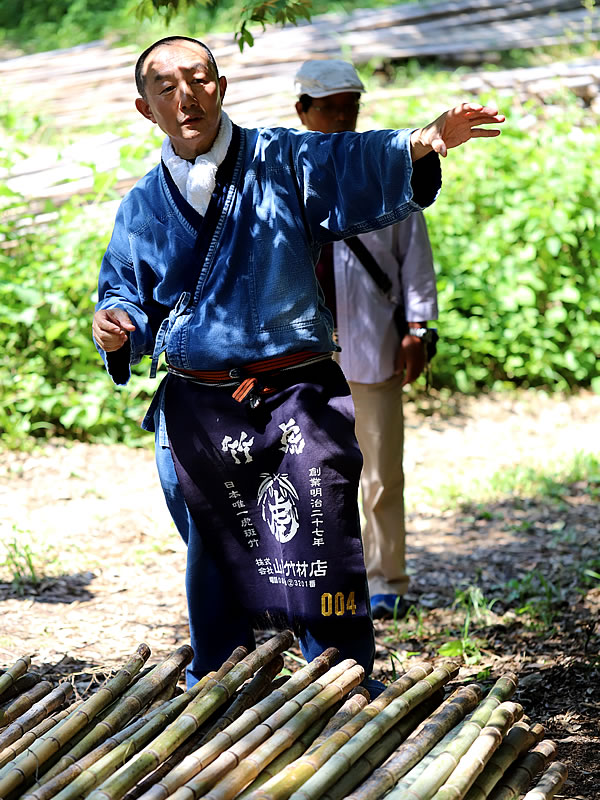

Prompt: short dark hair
[
  {"left": 135, "top": 36, "right": 219, "bottom": 98},
  {"left": 298, "top": 94, "right": 313, "bottom": 112}
]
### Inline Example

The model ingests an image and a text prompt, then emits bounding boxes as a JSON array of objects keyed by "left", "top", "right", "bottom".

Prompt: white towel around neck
[{"left": 161, "top": 111, "right": 233, "bottom": 217}]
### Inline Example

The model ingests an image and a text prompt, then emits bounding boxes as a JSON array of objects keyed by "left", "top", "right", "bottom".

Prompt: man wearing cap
[
  {"left": 294, "top": 59, "right": 438, "bottom": 620},
  {"left": 93, "top": 35, "right": 503, "bottom": 691}
]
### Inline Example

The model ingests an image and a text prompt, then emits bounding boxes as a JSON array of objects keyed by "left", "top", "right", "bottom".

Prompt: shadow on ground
[{"left": 0, "top": 571, "right": 96, "bottom": 603}]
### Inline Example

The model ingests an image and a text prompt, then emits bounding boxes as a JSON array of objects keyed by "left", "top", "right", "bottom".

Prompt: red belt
[{"left": 167, "top": 351, "right": 332, "bottom": 405}]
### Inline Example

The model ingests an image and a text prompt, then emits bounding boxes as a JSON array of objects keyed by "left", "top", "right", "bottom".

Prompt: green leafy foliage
[
  {"left": 436, "top": 585, "right": 497, "bottom": 665},
  {"left": 233, "top": 0, "right": 312, "bottom": 50},
  {"left": 503, "top": 570, "right": 564, "bottom": 628},
  {"left": 0, "top": 156, "right": 156, "bottom": 447},
  {"left": 373, "top": 86, "right": 600, "bottom": 393},
  {"left": 415, "top": 450, "right": 600, "bottom": 513},
  {"left": 0, "top": 0, "right": 390, "bottom": 52},
  {"left": 131, "top": 0, "right": 312, "bottom": 51},
  {"left": 421, "top": 109, "right": 600, "bottom": 393},
  {"left": 1, "top": 532, "right": 41, "bottom": 593},
  {"left": 0, "top": 0, "right": 139, "bottom": 50},
  {"left": 1, "top": 76, "right": 599, "bottom": 449}
]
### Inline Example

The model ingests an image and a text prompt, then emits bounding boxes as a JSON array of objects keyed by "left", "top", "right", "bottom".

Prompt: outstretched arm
[{"left": 410, "top": 102, "right": 505, "bottom": 160}]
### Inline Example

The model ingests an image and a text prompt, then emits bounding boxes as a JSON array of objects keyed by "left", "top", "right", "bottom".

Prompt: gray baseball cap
[{"left": 294, "top": 60, "right": 365, "bottom": 98}]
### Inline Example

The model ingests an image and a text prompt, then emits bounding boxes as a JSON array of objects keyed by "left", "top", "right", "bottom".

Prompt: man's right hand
[
  {"left": 92, "top": 308, "right": 136, "bottom": 352},
  {"left": 410, "top": 102, "right": 505, "bottom": 160}
]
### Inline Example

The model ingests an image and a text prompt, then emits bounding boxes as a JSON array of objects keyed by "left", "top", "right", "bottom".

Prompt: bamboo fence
[{"left": 0, "top": 636, "right": 568, "bottom": 800}]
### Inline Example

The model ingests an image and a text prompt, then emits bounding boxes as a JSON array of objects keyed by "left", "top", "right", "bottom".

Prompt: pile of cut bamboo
[{"left": 0, "top": 634, "right": 569, "bottom": 800}]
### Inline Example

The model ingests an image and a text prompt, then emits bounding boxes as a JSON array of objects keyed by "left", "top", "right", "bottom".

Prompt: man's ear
[
  {"left": 135, "top": 97, "right": 156, "bottom": 124},
  {"left": 219, "top": 75, "right": 228, "bottom": 102},
  {"left": 295, "top": 101, "right": 306, "bottom": 127}
]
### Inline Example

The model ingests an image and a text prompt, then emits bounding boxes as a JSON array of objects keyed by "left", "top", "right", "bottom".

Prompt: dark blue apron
[{"left": 165, "top": 359, "right": 369, "bottom": 635}]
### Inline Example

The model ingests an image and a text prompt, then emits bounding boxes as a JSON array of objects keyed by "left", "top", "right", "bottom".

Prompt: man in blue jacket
[{"left": 92, "top": 35, "right": 503, "bottom": 690}]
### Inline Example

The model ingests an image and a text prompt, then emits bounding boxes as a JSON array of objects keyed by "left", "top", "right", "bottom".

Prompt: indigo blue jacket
[{"left": 96, "top": 123, "right": 441, "bottom": 385}]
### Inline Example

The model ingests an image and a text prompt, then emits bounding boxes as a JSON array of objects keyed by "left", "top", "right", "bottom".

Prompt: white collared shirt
[{"left": 333, "top": 211, "right": 438, "bottom": 383}]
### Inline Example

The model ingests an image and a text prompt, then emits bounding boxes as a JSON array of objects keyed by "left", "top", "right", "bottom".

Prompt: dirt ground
[{"left": 1, "top": 389, "right": 599, "bottom": 798}]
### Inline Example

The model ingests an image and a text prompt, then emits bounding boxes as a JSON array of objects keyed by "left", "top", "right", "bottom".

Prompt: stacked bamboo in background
[{"left": 0, "top": 634, "right": 568, "bottom": 800}]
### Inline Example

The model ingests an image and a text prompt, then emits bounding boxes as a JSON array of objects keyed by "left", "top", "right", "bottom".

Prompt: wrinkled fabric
[
  {"left": 165, "top": 360, "right": 369, "bottom": 635},
  {"left": 333, "top": 214, "right": 437, "bottom": 383},
  {"left": 95, "top": 125, "right": 440, "bottom": 383},
  {"left": 161, "top": 111, "right": 233, "bottom": 216}
]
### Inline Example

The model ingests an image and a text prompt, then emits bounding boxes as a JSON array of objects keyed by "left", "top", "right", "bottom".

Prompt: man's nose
[
  {"left": 334, "top": 108, "right": 352, "bottom": 120},
  {"left": 179, "top": 83, "right": 198, "bottom": 107}
]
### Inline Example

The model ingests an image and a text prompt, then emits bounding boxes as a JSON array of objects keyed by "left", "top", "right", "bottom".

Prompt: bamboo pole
[
  {"left": 21, "top": 700, "right": 187, "bottom": 800},
  {"left": 196, "top": 662, "right": 366, "bottom": 800},
  {"left": 319, "top": 692, "right": 446, "bottom": 800},
  {"left": 84, "top": 631, "right": 294, "bottom": 800},
  {"left": 247, "top": 706, "right": 339, "bottom": 790},
  {"left": 487, "top": 741, "right": 558, "bottom": 800},
  {"left": 386, "top": 717, "right": 460, "bottom": 793},
  {"left": 121, "top": 642, "right": 261, "bottom": 800},
  {"left": 0, "top": 673, "right": 41, "bottom": 704},
  {"left": 286, "top": 664, "right": 460, "bottom": 800},
  {"left": 304, "top": 689, "right": 371, "bottom": 755},
  {"left": 50, "top": 643, "right": 245, "bottom": 800},
  {"left": 250, "top": 688, "right": 371, "bottom": 800},
  {"left": 0, "top": 706, "right": 77, "bottom": 769},
  {"left": 389, "top": 673, "right": 518, "bottom": 799},
  {"left": 0, "top": 656, "right": 32, "bottom": 700},
  {"left": 267, "top": 676, "right": 291, "bottom": 693},
  {"left": 521, "top": 761, "right": 568, "bottom": 800},
  {"left": 127, "top": 666, "right": 158, "bottom": 690},
  {"left": 142, "top": 681, "right": 178, "bottom": 715},
  {"left": 0, "top": 643, "right": 151, "bottom": 798},
  {"left": 32, "top": 645, "right": 194, "bottom": 791},
  {"left": 25, "top": 708, "right": 169, "bottom": 800},
  {"left": 430, "top": 701, "right": 523, "bottom": 800},
  {"left": 246, "top": 663, "right": 437, "bottom": 800},
  {"left": 248, "top": 665, "right": 432, "bottom": 798},
  {"left": 239, "top": 692, "right": 370, "bottom": 799},
  {"left": 123, "top": 656, "right": 285, "bottom": 800},
  {"left": 399, "top": 701, "right": 522, "bottom": 800},
  {"left": 463, "top": 722, "right": 545, "bottom": 800},
  {"left": 0, "top": 683, "right": 73, "bottom": 750},
  {"left": 45, "top": 672, "right": 218, "bottom": 800},
  {"left": 0, "top": 680, "right": 53, "bottom": 727},
  {"left": 343, "top": 685, "right": 483, "bottom": 800},
  {"left": 162, "top": 659, "right": 362, "bottom": 800},
  {"left": 235, "top": 690, "right": 370, "bottom": 800},
  {"left": 207, "top": 647, "right": 253, "bottom": 686},
  {"left": 198, "top": 655, "right": 286, "bottom": 744},
  {"left": 137, "top": 647, "right": 341, "bottom": 800}
]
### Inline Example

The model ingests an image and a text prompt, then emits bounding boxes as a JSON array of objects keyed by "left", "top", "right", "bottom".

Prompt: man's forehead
[{"left": 143, "top": 43, "right": 214, "bottom": 78}]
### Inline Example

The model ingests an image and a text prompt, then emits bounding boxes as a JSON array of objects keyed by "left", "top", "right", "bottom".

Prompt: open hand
[{"left": 411, "top": 102, "right": 505, "bottom": 159}]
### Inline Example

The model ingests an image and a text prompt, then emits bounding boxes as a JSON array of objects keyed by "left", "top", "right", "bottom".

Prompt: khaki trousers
[{"left": 349, "top": 374, "right": 409, "bottom": 597}]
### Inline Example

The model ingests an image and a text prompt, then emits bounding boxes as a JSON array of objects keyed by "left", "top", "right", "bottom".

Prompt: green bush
[
  {"left": 1, "top": 92, "right": 599, "bottom": 449},
  {"left": 0, "top": 0, "right": 397, "bottom": 53},
  {"left": 377, "top": 96, "right": 600, "bottom": 393},
  {"left": 0, "top": 161, "right": 156, "bottom": 447}
]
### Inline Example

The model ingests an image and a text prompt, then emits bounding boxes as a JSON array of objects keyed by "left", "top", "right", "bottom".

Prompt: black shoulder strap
[
  {"left": 344, "top": 236, "right": 393, "bottom": 296},
  {"left": 343, "top": 235, "right": 408, "bottom": 337}
]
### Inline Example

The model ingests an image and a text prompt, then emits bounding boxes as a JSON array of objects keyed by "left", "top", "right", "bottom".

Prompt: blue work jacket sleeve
[
  {"left": 290, "top": 128, "right": 441, "bottom": 244},
  {"left": 95, "top": 211, "right": 157, "bottom": 386}
]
